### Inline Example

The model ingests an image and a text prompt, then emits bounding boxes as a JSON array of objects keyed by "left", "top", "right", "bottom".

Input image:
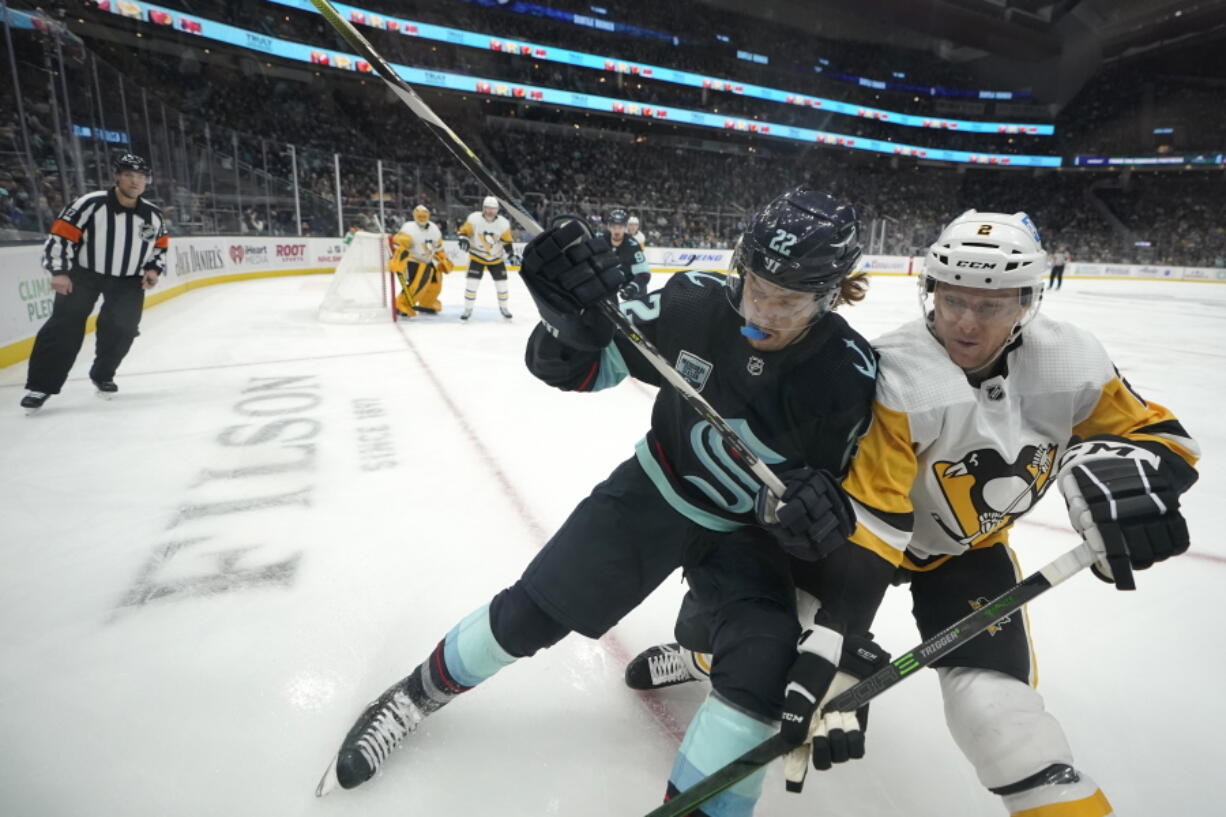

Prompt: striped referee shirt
[{"left": 42, "top": 188, "right": 169, "bottom": 278}]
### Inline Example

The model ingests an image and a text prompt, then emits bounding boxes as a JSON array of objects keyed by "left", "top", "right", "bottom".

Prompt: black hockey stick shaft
[
  {"left": 643, "top": 540, "right": 1097, "bottom": 817},
  {"left": 306, "top": 0, "right": 786, "bottom": 497}
]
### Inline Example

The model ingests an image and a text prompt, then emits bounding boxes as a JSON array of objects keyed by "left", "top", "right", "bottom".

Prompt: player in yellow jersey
[{"left": 390, "top": 205, "right": 450, "bottom": 317}]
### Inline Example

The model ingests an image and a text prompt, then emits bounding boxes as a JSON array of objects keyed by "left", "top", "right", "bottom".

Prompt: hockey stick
[
  {"left": 643, "top": 538, "right": 1098, "bottom": 817},
  {"left": 306, "top": 0, "right": 787, "bottom": 497}
]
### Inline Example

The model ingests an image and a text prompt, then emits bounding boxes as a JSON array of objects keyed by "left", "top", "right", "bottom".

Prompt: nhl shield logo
[
  {"left": 139, "top": 223, "right": 158, "bottom": 242},
  {"left": 675, "top": 350, "right": 714, "bottom": 392},
  {"left": 746, "top": 355, "right": 765, "bottom": 376}
]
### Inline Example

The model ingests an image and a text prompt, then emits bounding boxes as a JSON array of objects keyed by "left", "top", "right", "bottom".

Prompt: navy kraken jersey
[
  {"left": 525, "top": 270, "right": 878, "bottom": 530},
  {"left": 595, "top": 231, "right": 651, "bottom": 298}
]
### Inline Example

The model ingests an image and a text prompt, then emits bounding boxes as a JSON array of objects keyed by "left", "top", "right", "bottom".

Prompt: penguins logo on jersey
[
  {"left": 968, "top": 596, "right": 1012, "bottom": 636},
  {"left": 931, "top": 443, "right": 1057, "bottom": 546}
]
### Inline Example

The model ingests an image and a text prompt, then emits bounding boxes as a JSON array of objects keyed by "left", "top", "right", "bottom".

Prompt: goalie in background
[{"left": 390, "top": 205, "right": 451, "bottom": 317}]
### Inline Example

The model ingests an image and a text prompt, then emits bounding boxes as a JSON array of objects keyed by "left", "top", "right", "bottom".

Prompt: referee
[{"left": 21, "top": 154, "right": 168, "bottom": 411}]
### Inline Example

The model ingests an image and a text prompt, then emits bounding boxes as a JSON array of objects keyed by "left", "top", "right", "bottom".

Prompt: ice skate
[
  {"left": 21, "top": 391, "right": 49, "bottom": 414},
  {"left": 460, "top": 308, "right": 473, "bottom": 321},
  {"left": 499, "top": 305, "right": 513, "bottom": 319},
  {"left": 625, "top": 642, "right": 710, "bottom": 690},
  {"left": 316, "top": 675, "right": 428, "bottom": 796},
  {"left": 92, "top": 379, "right": 118, "bottom": 400}
]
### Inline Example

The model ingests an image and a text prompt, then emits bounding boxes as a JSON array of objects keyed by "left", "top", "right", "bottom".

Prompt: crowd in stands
[
  {"left": 140, "top": 0, "right": 1037, "bottom": 153},
  {"left": 3, "top": 2, "right": 1224, "bottom": 268}
]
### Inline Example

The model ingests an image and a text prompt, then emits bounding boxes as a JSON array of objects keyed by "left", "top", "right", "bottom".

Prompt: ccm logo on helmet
[{"left": 955, "top": 260, "right": 998, "bottom": 269}]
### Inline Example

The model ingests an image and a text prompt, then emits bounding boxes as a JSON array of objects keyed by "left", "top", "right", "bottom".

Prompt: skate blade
[
  {"left": 95, "top": 391, "right": 115, "bottom": 401},
  {"left": 315, "top": 756, "right": 340, "bottom": 798},
  {"left": 23, "top": 407, "right": 43, "bottom": 416}
]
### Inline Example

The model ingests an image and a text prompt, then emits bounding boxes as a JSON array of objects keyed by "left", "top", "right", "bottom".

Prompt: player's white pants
[{"left": 939, "top": 666, "right": 1113, "bottom": 816}]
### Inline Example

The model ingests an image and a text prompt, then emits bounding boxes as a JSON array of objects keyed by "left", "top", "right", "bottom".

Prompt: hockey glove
[
  {"left": 504, "top": 244, "right": 521, "bottom": 267},
  {"left": 520, "top": 220, "right": 629, "bottom": 351},
  {"left": 1058, "top": 435, "right": 1191, "bottom": 591},
  {"left": 755, "top": 468, "right": 855, "bottom": 561},
  {"left": 458, "top": 237, "right": 470, "bottom": 253},
  {"left": 619, "top": 279, "right": 644, "bottom": 301},
  {"left": 780, "top": 607, "right": 890, "bottom": 792}
]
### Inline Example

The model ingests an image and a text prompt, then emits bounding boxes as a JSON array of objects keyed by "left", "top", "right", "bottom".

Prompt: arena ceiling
[{"left": 697, "top": 0, "right": 1226, "bottom": 102}]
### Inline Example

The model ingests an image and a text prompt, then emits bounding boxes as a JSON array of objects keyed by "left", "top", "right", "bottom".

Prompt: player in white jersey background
[
  {"left": 627, "top": 210, "right": 1199, "bottom": 816},
  {"left": 390, "top": 204, "right": 451, "bottom": 317},
  {"left": 627, "top": 214, "right": 648, "bottom": 249},
  {"left": 456, "top": 195, "right": 518, "bottom": 320}
]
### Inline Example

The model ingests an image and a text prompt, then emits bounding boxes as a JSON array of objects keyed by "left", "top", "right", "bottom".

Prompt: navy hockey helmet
[
  {"left": 732, "top": 187, "right": 861, "bottom": 294},
  {"left": 607, "top": 209, "right": 629, "bottom": 226},
  {"left": 113, "top": 153, "right": 151, "bottom": 175}
]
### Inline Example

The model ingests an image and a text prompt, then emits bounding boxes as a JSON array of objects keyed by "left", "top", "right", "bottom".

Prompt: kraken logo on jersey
[
  {"left": 685, "top": 418, "right": 786, "bottom": 514},
  {"left": 931, "top": 443, "right": 1057, "bottom": 546}
]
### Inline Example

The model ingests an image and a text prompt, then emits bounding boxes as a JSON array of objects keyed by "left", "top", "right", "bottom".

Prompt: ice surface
[{"left": 1, "top": 271, "right": 1221, "bottom": 816}]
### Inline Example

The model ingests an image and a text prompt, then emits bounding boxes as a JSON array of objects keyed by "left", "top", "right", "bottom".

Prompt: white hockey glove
[
  {"left": 780, "top": 602, "right": 889, "bottom": 793},
  {"left": 1058, "top": 436, "right": 1190, "bottom": 591}
]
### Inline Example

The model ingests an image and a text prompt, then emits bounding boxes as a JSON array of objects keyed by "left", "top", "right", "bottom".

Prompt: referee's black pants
[{"left": 26, "top": 270, "right": 145, "bottom": 394}]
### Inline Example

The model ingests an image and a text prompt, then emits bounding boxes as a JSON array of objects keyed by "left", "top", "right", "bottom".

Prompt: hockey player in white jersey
[
  {"left": 626, "top": 210, "right": 1199, "bottom": 816},
  {"left": 627, "top": 214, "right": 647, "bottom": 249},
  {"left": 456, "top": 195, "right": 517, "bottom": 319}
]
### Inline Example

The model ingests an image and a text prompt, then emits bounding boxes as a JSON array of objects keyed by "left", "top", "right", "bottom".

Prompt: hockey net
[{"left": 317, "top": 231, "right": 395, "bottom": 323}]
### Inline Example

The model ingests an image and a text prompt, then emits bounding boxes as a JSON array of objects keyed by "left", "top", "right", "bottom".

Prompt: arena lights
[
  {"left": 265, "top": 0, "right": 1055, "bottom": 137},
  {"left": 90, "top": 0, "right": 1061, "bottom": 166}
]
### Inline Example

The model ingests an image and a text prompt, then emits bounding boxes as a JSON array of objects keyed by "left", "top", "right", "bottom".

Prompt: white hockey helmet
[
  {"left": 627, "top": 215, "right": 640, "bottom": 227},
  {"left": 920, "top": 210, "right": 1048, "bottom": 354},
  {"left": 482, "top": 195, "right": 499, "bottom": 210},
  {"left": 923, "top": 210, "right": 1047, "bottom": 290}
]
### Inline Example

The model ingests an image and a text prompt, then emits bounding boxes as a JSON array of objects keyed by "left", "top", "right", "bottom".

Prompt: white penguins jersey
[
  {"left": 844, "top": 315, "right": 1199, "bottom": 569},
  {"left": 458, "top": 212, "right": 513, "bottom": 264},
  {"left": 396, "top": 220, "right": 442, "bottom": 263}
]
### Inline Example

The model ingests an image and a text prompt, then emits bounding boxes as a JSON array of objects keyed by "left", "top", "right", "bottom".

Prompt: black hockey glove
[
  {"left": 458, "top": 237, "right": 470, "bottom": 253},
  {"left": 520, "top": 220, "right": 629, "bottom": 351},
  {"left": 1058, "top": 435, "right": 1192, "bottom": 591},
  {"left": 780, "top": 606, "right": 889, "bottom": 792},
  {"left": 755, "top": 468, "right": 855, "bottom": 561},
  {"left": 504, "top": 243, "right": 521, "bottom": 267},
  {"left": 619, "top": 279, "right": 644, "bottom": 301}
]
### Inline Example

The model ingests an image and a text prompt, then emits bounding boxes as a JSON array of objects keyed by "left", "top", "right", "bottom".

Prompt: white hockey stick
[{"left": 307, "top": 0, "right": 787, "bottom": 497}]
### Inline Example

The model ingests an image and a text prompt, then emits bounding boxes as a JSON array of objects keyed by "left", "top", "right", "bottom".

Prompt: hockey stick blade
[
  {"left": 642, "top": 540, "right": 1097, "bottom": 817},
  {"left": 306, "top": 0, "right": 785, "bottom": 497}
]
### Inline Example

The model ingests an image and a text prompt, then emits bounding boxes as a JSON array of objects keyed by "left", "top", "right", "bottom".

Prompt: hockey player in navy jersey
[
  {"left": 597, "top": 208, "right": 651, "bottom": 301},
  {"left": 626, "top": 210, "right": 1199, "bottom": 816},
  {"left": 315, "top": 187, "right": 884, "bottom": 816}
]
